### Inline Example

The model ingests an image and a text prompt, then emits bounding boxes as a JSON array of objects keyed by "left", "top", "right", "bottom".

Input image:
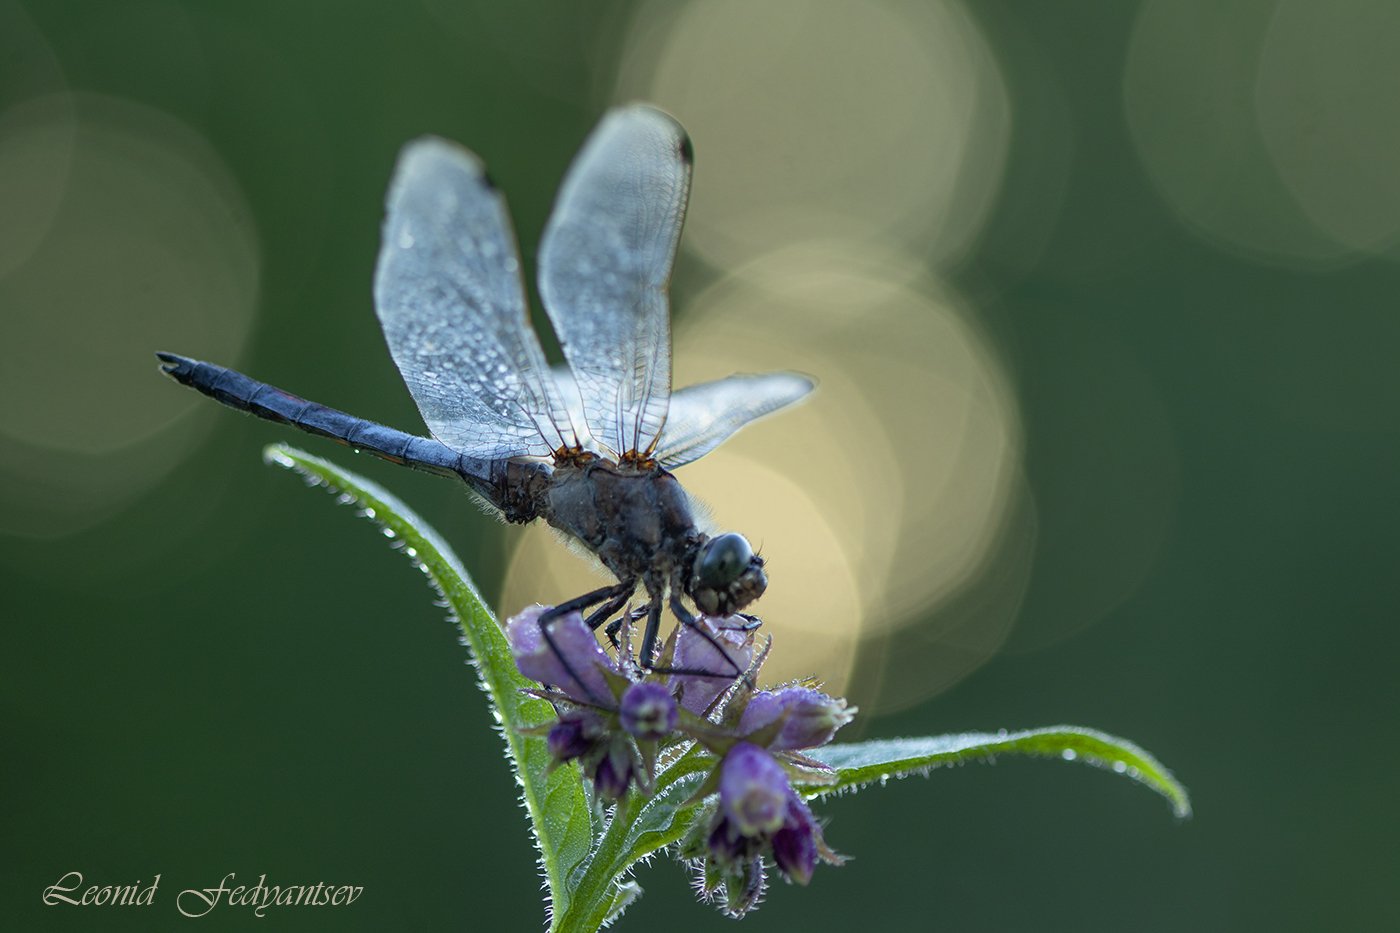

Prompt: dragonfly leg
[
  {"left": 632, "top": 598, "right": 665, "bottom": 670},
  {"left": 719, "top": 612, "right": 764, "bottom": 633},
  {"left": 536, "top": 581, "right": 634, "bottom": 702},
  {"left": 539, "top": 581, "right": 636, "bottom": 624},
  {"left": 584, "top": 589, "right": 635, "bottom": 633},
  {"left": 634, "top": 594, "right": 748, "bottom": 684},
  {"left": 603, "top": 605, "right": 649, "bottom": 651}
]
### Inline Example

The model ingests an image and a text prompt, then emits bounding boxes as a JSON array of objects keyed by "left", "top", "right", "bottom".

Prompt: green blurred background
[{"left": 5, "top": 0, "right": 1398, "bottom": 929}]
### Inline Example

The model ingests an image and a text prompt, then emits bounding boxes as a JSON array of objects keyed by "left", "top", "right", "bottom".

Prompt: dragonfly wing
[
  {"left": 538, "top": 105, "right": 691, "bottom": 459},
  {"left": 550, "top": 365, "right": 595, "bottom": 452},
  {"left": 654, "top": 372, "right": 816, "bottom": 470},
  {"left": 375, "top": 137, "right": 577, "bottom": 459}
]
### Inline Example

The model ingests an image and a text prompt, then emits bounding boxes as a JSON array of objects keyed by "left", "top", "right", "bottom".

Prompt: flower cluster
[
  {"left": 507, "top": 605, "right": 677, "bottom": 798},
  {"left": 505, "top": 604, "right": 854, "bottom": 918},
  {"left": 682, "top": 684, "right": 852, "bottom": 915}
]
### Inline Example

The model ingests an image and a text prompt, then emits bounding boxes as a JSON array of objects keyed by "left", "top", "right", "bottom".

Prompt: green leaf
[
  {"left": 600, "top": 880, "right": 642, "bottom": 926},
  {"left": 556, "top": 745, "right": 715, "bottom": 931},
  {"left": 263, "top": 444, "right": 593, "bottom": 927},
  {"left": 807, "top": 726, "right": 1191, "bottom": 818}
]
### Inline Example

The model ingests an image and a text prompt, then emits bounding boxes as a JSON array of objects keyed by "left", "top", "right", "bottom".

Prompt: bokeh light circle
[
  {"left": 0, "top": 93, "right": 260, "bottom": 538},
  {"left": 0, "top": 2, "right": 71, "bottom": 278},
  {"left": 1256, "top": 0, "right": 1400, "bottom": 256},
  {"left": 614, "top": 0, "right": 1010, "bottom": 272},
  {"left": 1124, "top": 0, "right": 1354, "bottom": 267}
]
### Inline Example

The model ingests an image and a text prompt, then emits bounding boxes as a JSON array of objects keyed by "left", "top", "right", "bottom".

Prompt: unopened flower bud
[
  {"left": 619, "top": 682, "right": 678, "bottom": 741},
  {"left": 592, "top": 739, "right": 634, "bottom": 800},
  {"left": 719, "top": 742, "right": 789, "bottom": 836},
  {"left": 506, "top": 605, "right": 614, "bottom": 702},
  {"left": 546, "top": 713, "right": 597, "bottom": 762},
  {"left": 673, "top": 616, "right": 754, "bottom": 715},
  {"left": 771, "top": 797, "right": 819, "bottom": 885},
  {"left": 739, "top": 687, "right": 853, "bottom": 751}
]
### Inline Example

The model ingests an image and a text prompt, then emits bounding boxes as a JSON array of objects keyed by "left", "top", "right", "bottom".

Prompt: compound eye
[{"left": 697, "top": 533, "right": 753, "bottom": 588}]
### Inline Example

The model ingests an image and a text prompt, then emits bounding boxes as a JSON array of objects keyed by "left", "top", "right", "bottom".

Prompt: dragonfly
[{"left": 159, "top": 104, "right": 813, "bottom": 684}]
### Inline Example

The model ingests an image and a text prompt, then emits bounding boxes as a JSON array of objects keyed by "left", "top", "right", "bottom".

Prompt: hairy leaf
[
  {"left": 264, "top": 444, "right": 593, "bottom": 927},
  {"left": 808, "top": 726, "right": 1191, "bottom": 818}
]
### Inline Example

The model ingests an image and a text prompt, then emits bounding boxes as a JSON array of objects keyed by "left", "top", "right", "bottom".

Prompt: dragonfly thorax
[{"left": 542, "top": 458, "right": 703, "bottom": 594}]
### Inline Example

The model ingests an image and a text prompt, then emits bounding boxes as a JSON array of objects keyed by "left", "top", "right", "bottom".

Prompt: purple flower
[
  {"left": 619, "top": 682, "right": 678, "bottom": 741},
  {"left": 546, "top": 711, "right": 601, "bottom": 762},
  {"left": 695, "top": 741, "right": 839, "bottom": 904},
  {"left": 770, "top": 796, "right": 821, "bottom": 885},
  {"left": 540, "top": 710, "right": 640, "bottom": 801},
  {"left": 555, "top": 722, "right": 636, "bottom": 800},
  {"left": 508, "top": 604, "right": 694, "bottom": 800},
  {"left": 672, "top": 615, "right": 755, "bottom": 716},
  {"left": 738, "top": 687, "right": 854, "bottom": 751},
  {"left": 592, "top": 738, "right": 637, "bottom": 800},
  {"left": 508, "top": 599, "right": 855, "bottom": 879},
  {"left": 506, "top": 605, "right": 615, "bottom": 703},
  {"left": 720, "top": 742, "right": 790, "bottom": 835}
]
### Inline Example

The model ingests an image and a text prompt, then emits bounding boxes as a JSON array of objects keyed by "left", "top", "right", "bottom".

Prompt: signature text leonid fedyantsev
[{"left": 43, "top": 871, "right": 363, "bottom": 917}]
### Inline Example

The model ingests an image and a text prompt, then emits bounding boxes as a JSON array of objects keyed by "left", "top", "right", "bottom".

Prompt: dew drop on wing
[
  {"left": 1112, "top": 760, "right": 1127, "bottom": 774},
  {"left": 1061, "top": 749, "right": 1078, "bottom": 761}
]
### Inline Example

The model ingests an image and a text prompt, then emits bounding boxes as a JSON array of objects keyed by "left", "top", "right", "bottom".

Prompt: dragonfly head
[{"left": 688, "top": 532, "right": 767, "bottom": 617}]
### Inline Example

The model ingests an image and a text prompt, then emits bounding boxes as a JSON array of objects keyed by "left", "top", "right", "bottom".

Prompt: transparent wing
[
  {"left": 374, "top": 137, "right": 576, "bottom": 459},
  {"left": 537, "top": 104, "right": 692, "bottom": 459},
  {"left": 550, "top": 364, "right": 594, "bottom": 452},
  {"left": 654, "top": 372, "right": 816, "bottom": 470}
]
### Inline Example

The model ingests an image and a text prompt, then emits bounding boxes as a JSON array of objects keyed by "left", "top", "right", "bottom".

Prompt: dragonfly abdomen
[{"left": 157, "top": 352, "right": 469, "bottom": 482}]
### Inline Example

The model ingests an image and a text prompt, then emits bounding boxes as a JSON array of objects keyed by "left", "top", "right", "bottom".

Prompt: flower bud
[
  {"left": 739, "top": 687, "right": 854, "bottom": 751},
  {"left": 506, "top": 605, "right": 614, "bottom": 702},
  {"left": 719, "top": 743, "right": 789, "bottom": 836},
  {"left": 619, "top": 682, "right": 678, "bottom": 741},
  {"left": 673, "top": 616, "right": 754, "bottom": 715},
  {"left": 546, "top": 713, "right": 597, "bottom": 762},
  {"left": 592, "top": 739, "right": 635, "bottom": 800},
  {"left": 771, "top": 797, "right": 819, "bottom": 885}
]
